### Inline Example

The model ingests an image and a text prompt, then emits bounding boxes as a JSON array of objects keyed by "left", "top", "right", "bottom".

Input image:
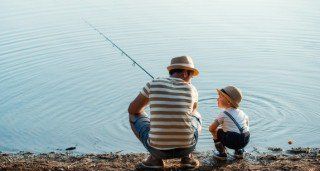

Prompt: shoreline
[{"left": 0, "top": 147, "right": 319, "bottom": 170}]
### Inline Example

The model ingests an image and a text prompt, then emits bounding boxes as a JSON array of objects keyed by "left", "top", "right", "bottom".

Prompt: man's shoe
[
  {"left": 212, "top": 151, "right": 227, "bottom": 160},
  {"left": 234, "top": 149, "right": 244, "bottom": 159},
  {"left": 180, "top": 154, "right": 200, "bottom": 169},
  {"left": 136, "top": 155, "right": 164, "bottom": 170}
]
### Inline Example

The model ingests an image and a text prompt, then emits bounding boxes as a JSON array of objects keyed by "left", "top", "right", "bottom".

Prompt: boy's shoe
[
  {"left": 212, "top": 151, "right": 227, "bottom": 160},
  {"left": 136, "top": 155, "right": 164, "bottom": 170},
  {"left": 180, "top": 154, "right": 200, "bottom": 169},
  {"left": 234, "top": 149, "right": 244, "bottom": 159},
  {"left": 213, "top": 141, "right": 227, "bottom": 160}
]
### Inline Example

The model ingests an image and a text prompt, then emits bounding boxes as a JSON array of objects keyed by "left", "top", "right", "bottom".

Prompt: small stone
[
  {"left": 65, "top": 147, "right": 76, "bottom": 151},
  {"left": 287, "top": 147, "right": 311, "bottom": 154},
  {"left": 288, "top": 156, "right": 301, "bottom": 161},
  {"left": 268, "top": 147, "right": 283, "bottom": 152},
  {"left": 258, "top": 154, "right": 278, "bottom": 160}
]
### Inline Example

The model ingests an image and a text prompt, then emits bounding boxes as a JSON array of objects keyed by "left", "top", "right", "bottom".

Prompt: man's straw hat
[
  {"left": 217, "top": 86, "right": 242, "bottom": 108},
  {"left": 167, "top": 56, "right": 199, "bottom": 76}
]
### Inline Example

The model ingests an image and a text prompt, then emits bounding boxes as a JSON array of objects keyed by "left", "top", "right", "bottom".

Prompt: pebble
[
  {"left": 287, "top": 147, "right": 311, "bottom": 154},
  {"left": 65, "top": 147, "right": 76, "bottom": 151},
  {"left": 268, "top": 147, "right": 283, "bottom": 152}
]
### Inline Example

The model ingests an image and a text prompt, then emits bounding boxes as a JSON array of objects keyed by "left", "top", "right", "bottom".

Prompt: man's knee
[{"left": 129, "top": 113, "right": 150, "bottom": 140}]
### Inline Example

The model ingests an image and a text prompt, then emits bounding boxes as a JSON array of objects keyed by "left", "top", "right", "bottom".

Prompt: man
[{"left": 128, "top": 56, "right": 202, "bottom": 169}]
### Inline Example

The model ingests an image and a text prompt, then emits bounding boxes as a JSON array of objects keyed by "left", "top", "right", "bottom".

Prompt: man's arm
[
  {"left": 191, "top": 84, "right": 201, "bottom": 118},
  {"left": 246, "top": 116, "right": 249, "bottom": 127},
  {"left": 128, "top": 93, "right": 149, "bottom": 116},
  {"left": 192, "top": 102, "right": 198, "bottom": 113}
]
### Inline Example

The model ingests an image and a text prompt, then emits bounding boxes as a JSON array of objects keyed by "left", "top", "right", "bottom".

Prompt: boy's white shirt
[{"left": 215, "top": 108, "right": 249, "bottom": 133}]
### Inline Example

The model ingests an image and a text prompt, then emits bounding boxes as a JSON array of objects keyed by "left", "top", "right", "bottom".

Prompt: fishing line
[{"left": 82, "top": 18, "right": 154, "bottom": 79}]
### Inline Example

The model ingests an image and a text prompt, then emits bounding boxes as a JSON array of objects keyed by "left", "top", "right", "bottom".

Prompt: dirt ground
[{"left": 0, "top": 147, "right": 319, "bottom": 171}]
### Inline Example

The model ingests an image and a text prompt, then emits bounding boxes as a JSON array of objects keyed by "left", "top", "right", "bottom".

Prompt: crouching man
[{"left": 128, "top": 56, "right": 202, "bottom": 169}]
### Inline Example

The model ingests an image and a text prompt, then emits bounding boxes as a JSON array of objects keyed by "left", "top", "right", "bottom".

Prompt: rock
[
  {"left": 288, "top": 156, "right": 301, "bottom": 161},
  {"left": 287, "top": 147, "right": 311, "bottom": 154},
  {"left": 81, "top": 157, "right": 92, "bottom": 163},
  {"left": 258, "top": 154, "right": 278, "bottom": 160},
  {"left": 65, "top": 147, "right": 76, "bottom": 151},
  {"left": 268, "top": 147, "right": 283, "bottom": 152}
]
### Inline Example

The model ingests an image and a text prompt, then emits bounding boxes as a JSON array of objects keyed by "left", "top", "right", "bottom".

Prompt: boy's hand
[{"left": 209, "top": 120, "right": 220, "bottom": 139}]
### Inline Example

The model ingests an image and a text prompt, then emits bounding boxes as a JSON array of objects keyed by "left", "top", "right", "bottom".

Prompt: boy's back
[{"left": 216, "top": 108, "right": 249, "bottom": 134}]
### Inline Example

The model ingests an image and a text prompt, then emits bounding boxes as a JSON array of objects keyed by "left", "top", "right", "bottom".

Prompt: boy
[{"left": 209, "top": 86, "right": 250, "bottom": 160}]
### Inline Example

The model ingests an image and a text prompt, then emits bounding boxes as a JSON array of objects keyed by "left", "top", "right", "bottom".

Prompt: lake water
[{"left": 0, "top": 0, "right": 319, "bottom": 154}]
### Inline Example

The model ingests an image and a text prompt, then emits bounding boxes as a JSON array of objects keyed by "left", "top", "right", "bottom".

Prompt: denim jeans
[{"left": 129, "top": 113, "right": 201, "bottom": 159}]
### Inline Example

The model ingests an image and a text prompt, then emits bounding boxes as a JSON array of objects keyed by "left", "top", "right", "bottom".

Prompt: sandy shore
[{"left": 0, "top": 147, "right": 319, "bottom": 171}]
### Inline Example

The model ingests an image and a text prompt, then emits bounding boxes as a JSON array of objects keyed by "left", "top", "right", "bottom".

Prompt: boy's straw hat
[
  {"left": 217, "top": 86, "right": 242, "bottom": 108},
  {"left": 167, "top": 56, "right": 199, "bottom": 76}
]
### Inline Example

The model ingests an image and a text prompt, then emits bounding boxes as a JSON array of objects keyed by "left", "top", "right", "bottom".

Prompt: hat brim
[
  {"left": 167, "top": 66, "right": 199, "bottom": 76},
  {"left": 216, "top": 89, "right": 239, "bottom": 108}
]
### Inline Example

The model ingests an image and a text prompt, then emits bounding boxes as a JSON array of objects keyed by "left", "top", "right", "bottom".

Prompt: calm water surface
[{"left": 0, "top": 0, "right": 319, "bottom": 153}]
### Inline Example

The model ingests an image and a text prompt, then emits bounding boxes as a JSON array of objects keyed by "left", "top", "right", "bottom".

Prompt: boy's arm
[
  {"left": 209, "top": 120, "right": 219, "bottom": 134},
  {"left": 209, "top": 112, "right": 224, "bottom": 139},
  {"left": 209, "top": 120, "right": 220, "bottom": 140}
]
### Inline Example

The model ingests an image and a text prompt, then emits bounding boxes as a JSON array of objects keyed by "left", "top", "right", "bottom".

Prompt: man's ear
[{"left": 182, "top": 70, "right": 188, "bottom": 78}]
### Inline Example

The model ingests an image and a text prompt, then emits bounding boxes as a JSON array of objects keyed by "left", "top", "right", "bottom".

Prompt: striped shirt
[{"left": 140, "top": 77, "right": 198, "bottom": 150}]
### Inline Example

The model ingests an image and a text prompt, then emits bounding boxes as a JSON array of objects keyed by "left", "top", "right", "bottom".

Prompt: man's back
[
  {"left": 129, "top": 56, "right": 201, "bottom": 169},
  {"left": 141, "top": 77, "right": 197, "bottom": 150}
]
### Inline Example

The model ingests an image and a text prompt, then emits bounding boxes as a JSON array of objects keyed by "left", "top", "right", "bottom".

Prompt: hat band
[
  {"left": 170, "top": 63, "right": 195, "bottom": 68},
  {"left": 221, "top": 89, "right": 238, "bottom": 108},
  {"left": 221, "top": 89, "right": 230, "bottom": 97}
]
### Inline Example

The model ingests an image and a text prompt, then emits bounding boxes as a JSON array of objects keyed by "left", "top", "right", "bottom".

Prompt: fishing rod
[{"left": 82, "top": 18, "right": 154, "bottom": 79}]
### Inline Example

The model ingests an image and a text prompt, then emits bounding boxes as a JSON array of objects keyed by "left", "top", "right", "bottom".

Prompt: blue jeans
[{"left": 129, "top": 113, "right": 201, "bottom": 159}]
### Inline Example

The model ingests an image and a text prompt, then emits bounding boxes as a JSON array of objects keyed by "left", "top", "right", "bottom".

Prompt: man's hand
[{"left": 128, "top": 93, "right": 149, "bottom": 116}]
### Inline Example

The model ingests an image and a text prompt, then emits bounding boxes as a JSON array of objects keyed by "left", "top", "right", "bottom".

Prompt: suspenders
[{"left": 223, "top": 111, "right": 244, "bottom": 134}]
